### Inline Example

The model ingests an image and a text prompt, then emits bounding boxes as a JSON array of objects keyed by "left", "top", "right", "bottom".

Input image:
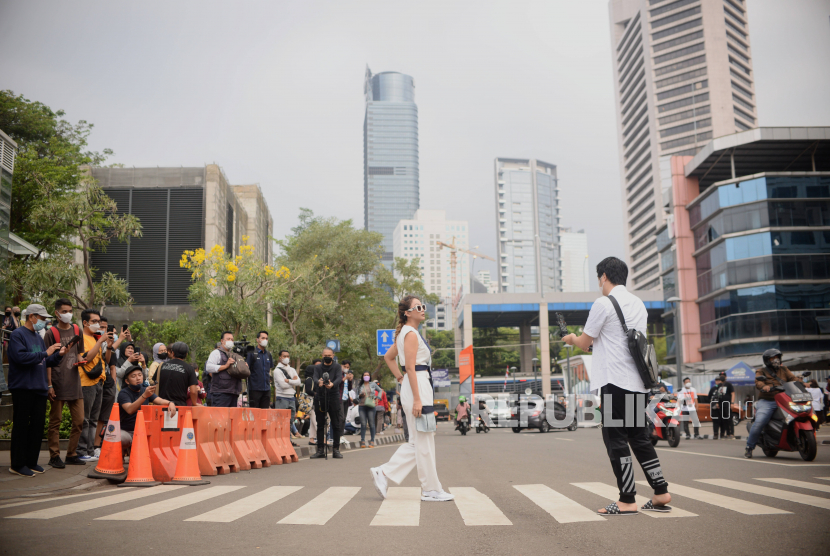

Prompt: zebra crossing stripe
[
  {"left": 698, "top": 479, "right": 830, "bottom": 510},
  {"left": 278, "top": 487, "right": 361, "bottom": 525},
  {"left": 514, "top": 484, "right": 605, "bottom": 523},
  {"left": 817, "top": 477, "right": 830, "bottom": 481},
  {"left": 572, "top": 482, "right": 697, "bottom": 518},
  {"left": 635, "top": 481, "right": 789, "bottom": 515},
  {"left": 755, "top": 478, "right": 830, "bottom": 495},
  {"left": 370, "top": 487, "right": 421, "bottom": 526},
  {"left": 450, "top": 487, "right": 512, "bottom": 526},
  {"left": 97, "top": 486, "right": 244, "bottom": 521},
  {"left": 6, "top": 485, "right": 186, "bottom": 520},
  {"left": 185, "top": 486, "right": 303, "bottom": 522},
  {"left": 0, "top": 490, "right": 116, "bottom": 511}
]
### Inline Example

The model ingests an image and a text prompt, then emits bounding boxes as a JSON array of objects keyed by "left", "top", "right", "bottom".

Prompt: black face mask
[
  {"left": 13, "top": 311, "right": 20, "bottom": 317},
  {"left": 4, "top": 311, "right": 9, "bottom": 316},
  {"left": 323, "top": 356, "right": 333, "bottom": 365},
  {"left": 158, "top": 352, "right": 168, "bottom": 360},
  {"left": 127, "top": 382, "right": 141, "bottom": 392}
]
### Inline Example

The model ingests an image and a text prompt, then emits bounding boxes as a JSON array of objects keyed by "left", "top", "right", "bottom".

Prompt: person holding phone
[
  {"left": 77, "top": 309, "right": 108, "bottom": 462},
  {"left": 117, "top": 365, "right": 176, "bottom": 453},
  {"left": 115, "top": 343, "right": 147, "bottom": 387},
  {"left": 371, "top": 296, "right": 454, "bottom": 503}
]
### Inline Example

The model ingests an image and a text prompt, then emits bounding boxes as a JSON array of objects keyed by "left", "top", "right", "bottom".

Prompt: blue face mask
[{"left": 33, "top": 319, "right": 47, "bottom": 332}]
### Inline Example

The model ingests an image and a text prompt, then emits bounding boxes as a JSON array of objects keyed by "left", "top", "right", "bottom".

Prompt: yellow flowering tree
[{"left": 179, "top": 237, "right": 292, "bottom": 349}]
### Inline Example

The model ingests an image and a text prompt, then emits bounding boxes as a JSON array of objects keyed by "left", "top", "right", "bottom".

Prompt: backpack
[
  {"left": 49, "top": 324, "right": 82, "bottom": 356},
  {"left": 607, "top": 295, "right": 660, "bottom": 389}
]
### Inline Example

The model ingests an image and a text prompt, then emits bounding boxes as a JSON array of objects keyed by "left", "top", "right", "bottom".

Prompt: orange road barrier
[
  {"left": 141, "top": 406, "right": 187, "bottom": 483},
  {"left": 190, "top": 406, "right": 238, "bottom": 476},
  {"left": 261, "top": 410, "right": 284, "bottom": 465},
  {"left": 229, "top": 408, "right": 270, "bottom": 470},
  {"left": 118, "top": 412, "right": 161, "bottom": 487},
  {"left": 165, "top": 411, "right": 210, "bottom": 486},
  {"left": 88, "top": 403, "right": 128, "bottom": 482},
  {"left": 275, "top": 408, "right": 298, "bottom": 463}
]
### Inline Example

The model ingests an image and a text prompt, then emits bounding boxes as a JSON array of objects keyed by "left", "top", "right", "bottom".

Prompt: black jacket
[{"left": 311, "top": 362, "right": 343, "bottom": 398}]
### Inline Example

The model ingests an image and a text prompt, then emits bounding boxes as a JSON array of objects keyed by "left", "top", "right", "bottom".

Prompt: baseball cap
[{"left": 24, "top": 304, "right": 52, "bottom": 318}]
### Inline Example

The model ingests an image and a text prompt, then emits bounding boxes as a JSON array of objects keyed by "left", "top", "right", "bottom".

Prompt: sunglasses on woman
[{"left": 406, "top": 304, "right": 426, "bottom": 313}]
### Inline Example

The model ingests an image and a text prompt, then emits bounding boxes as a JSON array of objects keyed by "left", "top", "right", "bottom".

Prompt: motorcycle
[
  {"left": 649, "top": 393, "right": 681, "bottom": 448},
  {"left": 746, "top": 381, "right": 817, "bottom": 461},
  {"left": 456, "top": 416, "right": 471, "bottom": 435},
  {"left": 476, "top": 415, "right": 489, "bottom": 434}
]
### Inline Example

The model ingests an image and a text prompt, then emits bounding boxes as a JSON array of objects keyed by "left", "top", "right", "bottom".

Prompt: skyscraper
[
  {"left": 560, "top": 228, "right": 590, "bottom": 292},
  {"left": 495, "top": 158, "right": 561, "bottom": 294},
  {"left": 364, "top": 66, "right": 419, "bottom": 266},
  {"left": 608, "top": 0, "right": 758, "bottom": 290}
]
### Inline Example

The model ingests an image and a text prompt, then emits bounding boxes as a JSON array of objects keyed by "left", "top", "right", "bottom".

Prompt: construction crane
[{"left": 435, "top": 237, "right": 495, "bottom": 315}]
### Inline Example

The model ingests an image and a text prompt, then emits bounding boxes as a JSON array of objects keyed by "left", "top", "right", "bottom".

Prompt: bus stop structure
[{"left": 455, "top": 291, "right": 666, "bottom": 398}]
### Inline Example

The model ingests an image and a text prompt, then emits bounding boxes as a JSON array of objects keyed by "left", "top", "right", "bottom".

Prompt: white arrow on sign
[{"left": 381, "top": 332, "right": 389, "bottom": 342}]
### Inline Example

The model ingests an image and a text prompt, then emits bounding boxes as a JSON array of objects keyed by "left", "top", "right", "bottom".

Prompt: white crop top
[{"left": 396, "top": 325, "right": 432, "bottom": 368}]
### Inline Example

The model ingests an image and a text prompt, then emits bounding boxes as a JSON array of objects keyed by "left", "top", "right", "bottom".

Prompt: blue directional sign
[{"left": 376, "top": 329, "right": 395, "bottom": 356}]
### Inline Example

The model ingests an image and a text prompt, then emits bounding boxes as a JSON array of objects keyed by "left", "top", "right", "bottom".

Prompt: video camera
[{"left": 232, "top": 336, "right": 255, "bottom": 356}]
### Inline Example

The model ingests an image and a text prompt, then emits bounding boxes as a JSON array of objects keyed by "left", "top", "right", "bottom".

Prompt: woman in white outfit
[{"left": 370, "top": 296, "right": 454, "bottom": 502}]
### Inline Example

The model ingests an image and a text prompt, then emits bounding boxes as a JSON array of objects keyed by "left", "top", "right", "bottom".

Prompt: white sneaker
[
  {"left": 79, "top": 454, "right": 98, "bottom": 462},
  {"left": 421, "top": 490, "right": 455, "bottom": 502},
  {"left": 93, "top": 447, "right": 101, "bottom": 458},
  {"left": 370, "top": 467, "right": 388, "bottom": 500}
]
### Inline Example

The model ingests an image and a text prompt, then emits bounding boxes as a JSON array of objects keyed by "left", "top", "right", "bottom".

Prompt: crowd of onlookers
[{"left": 3, "top": 299, "right": 402, "bottom": 477}]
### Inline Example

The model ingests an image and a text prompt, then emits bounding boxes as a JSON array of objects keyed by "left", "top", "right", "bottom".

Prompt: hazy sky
[{"left": 2, "top": 0, "right": 829, "bottom": 280}]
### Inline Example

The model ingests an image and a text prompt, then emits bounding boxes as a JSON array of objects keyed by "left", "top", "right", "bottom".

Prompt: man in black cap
[
  {"left": 310, "top": 347, "right": 343, "bottom": 459},
  {"left": 718, "top": 372, "right": 736, "bottom": 439}
]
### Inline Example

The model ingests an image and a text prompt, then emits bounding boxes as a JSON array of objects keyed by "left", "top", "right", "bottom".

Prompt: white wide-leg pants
[{"left": 380, "top": 371, "right": 442, "bottom": 493}]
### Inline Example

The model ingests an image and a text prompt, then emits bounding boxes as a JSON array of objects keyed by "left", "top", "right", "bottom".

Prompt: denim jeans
[
  {"left": 274, "top": 397, "right": 298, "bottom": 435},
  {"left": 746, "top": 399, "right": 778, "bottom": 450},
  {"left": 359, "top": 405, "right": 376, "bottom": 442}
]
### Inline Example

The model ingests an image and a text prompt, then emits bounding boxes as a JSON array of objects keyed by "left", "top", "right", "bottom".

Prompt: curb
[{"left": 294, "top": 433, "right": 406, "bottom": 459}]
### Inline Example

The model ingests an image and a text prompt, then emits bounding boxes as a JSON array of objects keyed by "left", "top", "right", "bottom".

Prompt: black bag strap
[{"left": 607, "top": 295, "right": 629, "bottom": 333}]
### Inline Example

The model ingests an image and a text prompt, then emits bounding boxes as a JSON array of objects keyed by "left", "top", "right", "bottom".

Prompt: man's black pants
[
  {"left": 341, "top": 400, "right": 350, "bottom": 435},
  {"left": 249, "top": 390, "right": 271, "bottom": 409},
  {"left": 315, "top": 395, "right": 341, "bottom": 449},
  {"left": 212, "top": 392, "right": 239, "bottom": 408},
  {"left": 10, "top": 389, "right": 48, "bottom": 470},
  {"left": 601, "top": 384, "right": 669, "bottom": 504}
]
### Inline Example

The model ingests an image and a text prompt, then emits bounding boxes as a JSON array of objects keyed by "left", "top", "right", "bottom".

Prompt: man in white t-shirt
[
  {"left": 563, "top": 257, "right": 672, "bottom": 516},
  {"left": 676, "top": 378, "right": 701, "bottom": 439}
]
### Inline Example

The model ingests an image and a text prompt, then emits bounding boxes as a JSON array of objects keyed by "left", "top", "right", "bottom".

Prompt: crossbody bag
[{"left": 607, "top": 295, "right": 660, "bottom": 389}]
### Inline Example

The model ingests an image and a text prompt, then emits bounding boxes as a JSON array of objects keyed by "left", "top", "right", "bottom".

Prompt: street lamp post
[
  {"left": 532, "top": 357, "right": 539, "bottom": 394},
  {"left": 667, "top": 296, "right": 683, "bottom": 388},
  {"left": 566, "top": 345, "right": 572, "bottom": 395}
]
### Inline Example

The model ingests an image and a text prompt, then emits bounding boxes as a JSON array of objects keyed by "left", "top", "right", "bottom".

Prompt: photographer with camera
[
  {"left": 310, "top": 347, "right": 344, "bottom": 459},
  {"left": 205, "top": 332, "right": 244, "bottom": 407}
]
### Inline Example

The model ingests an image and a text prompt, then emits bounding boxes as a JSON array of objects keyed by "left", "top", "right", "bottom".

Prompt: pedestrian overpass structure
[{"left": 455, "top": 291, "right": 666, "bottom": 398}]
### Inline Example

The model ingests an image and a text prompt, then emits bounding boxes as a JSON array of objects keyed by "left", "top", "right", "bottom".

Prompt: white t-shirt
[
  {"left": 584, "top": 285, "right": 649, "bottom": 393},
  {"left": 396, "top": 325, "right": 431, "bottom": 368},
  {"left": 807, "top": 387, "right": 824, "bottom": 412},
  {"left": 676, "top": 386, "right": 698, "bottom": 410}
]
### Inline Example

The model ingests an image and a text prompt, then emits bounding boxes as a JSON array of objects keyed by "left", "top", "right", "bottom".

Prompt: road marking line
[
  {"left": 698, "top": 479, "right": 830, "bottom": 510},
  {"left": 756, "top": 478, "right": 830, "bottom": 494},
  {"left": 656, "top": 448, "right": 830, "bottom": 467},
  {"left": 450, "top": 487, "right": 512, "bottom": 526},
  {"left": 817, "top": 477, "right": 830, "bottom": 481},
  {"left": 0, "top": 490, "right": 118, "bottom": 510},
  {"left": 6, "top": 485, "right": 185, "bottom": 519},
  {"left": 278, "top": 487, "right": 360, "bottom": 525},
  {"left": 572, "top": 482, "right": 697, "bottom": 518},
  {"left": 185, "top": 486, "right": 302, "bottom": 522},
  {"left": 97, "top": 486, "right": 244, "bottom": 521},
  {"left": 513, "top": 484, "right": 605, "bottom": 523},
  {"left": 370, "top": 487, "right": 421, "bottom": 526},
  {"left": 635, "top": 481, "right": 789, "bottom": 515}
]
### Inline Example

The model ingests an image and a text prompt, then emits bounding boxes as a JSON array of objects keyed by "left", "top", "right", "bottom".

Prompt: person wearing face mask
[
  {"left": 245, "top": 331, "right": 274, "bottom": 409},
  {"left": 676, "top": 378, "right": 701, "bottom": 440},
  {"left": 339, "top": 360, "right": 355, "bottom": 439},
  {"left": 147, "top": 343, "right": 168, "bottom": 385},
  {"left": 309, "top": 347, "right": 344, "bottom": 459},
  {"left": 357, "top": 371, "right": 380, "bottom": 448},
  {"left": 745, "top": 349, "right": 796, "bottom": 459},
  {"left": 2, "top": 305, "right": 21, "bottom": 351},
  {"left": 76, "top": 309, "right": 109, "bottom": 462},
  {"left": 7, "top": 304, "right": 68, "bottom": 476},
  {"left": 44, "top": 299, "right": 85, "bottom": 468},
  {"left": 273, "top": 349, "right": 301, "bottom": 438},
  {"left": 205, "top": 331, "right": 242, "bottom": 407},
  {"left": 117, "top": 365, "right": 177, "bottom": 454},
  {"left": 115, "top": 343, "right": 147, "bottom": 388}
]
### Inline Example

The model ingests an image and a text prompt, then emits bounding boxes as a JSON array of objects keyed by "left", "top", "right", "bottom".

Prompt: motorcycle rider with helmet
[
  {"left": 745, "top": 349, "right": 797, "bottom": 459},
  {"left": 454, "top": 395, "right": 471, "bottom": 431}
]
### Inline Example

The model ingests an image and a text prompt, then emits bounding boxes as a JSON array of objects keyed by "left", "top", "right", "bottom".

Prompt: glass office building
[
  {"left": 363, "top": 67, "right": 419, "bottom": 266},
  {"left": 495, "top": 158, "right": 562, "bottom": 293}
]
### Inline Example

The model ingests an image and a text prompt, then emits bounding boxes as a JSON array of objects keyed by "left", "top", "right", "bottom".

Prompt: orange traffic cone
[
  {"left": 165, "top": 411, "right": 210, "bottom": 486},
  {"left": 118, "top": 411, "right": 161, "bottom": 487},
  {"left": 88, "top": 403, "right": 128, "bottom": 482}
]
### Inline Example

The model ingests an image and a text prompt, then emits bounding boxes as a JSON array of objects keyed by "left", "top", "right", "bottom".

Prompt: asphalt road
[{"left": 2, "top": 423, "right": 829, "bottom": 556}]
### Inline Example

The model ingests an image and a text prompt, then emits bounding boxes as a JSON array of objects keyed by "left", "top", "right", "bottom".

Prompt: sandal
[
  {"left": 640, "top": 500, "right": 672, "bottom": 513},
  {"left": 597, "top": 502, "right": 638, "bottom": 516}
]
